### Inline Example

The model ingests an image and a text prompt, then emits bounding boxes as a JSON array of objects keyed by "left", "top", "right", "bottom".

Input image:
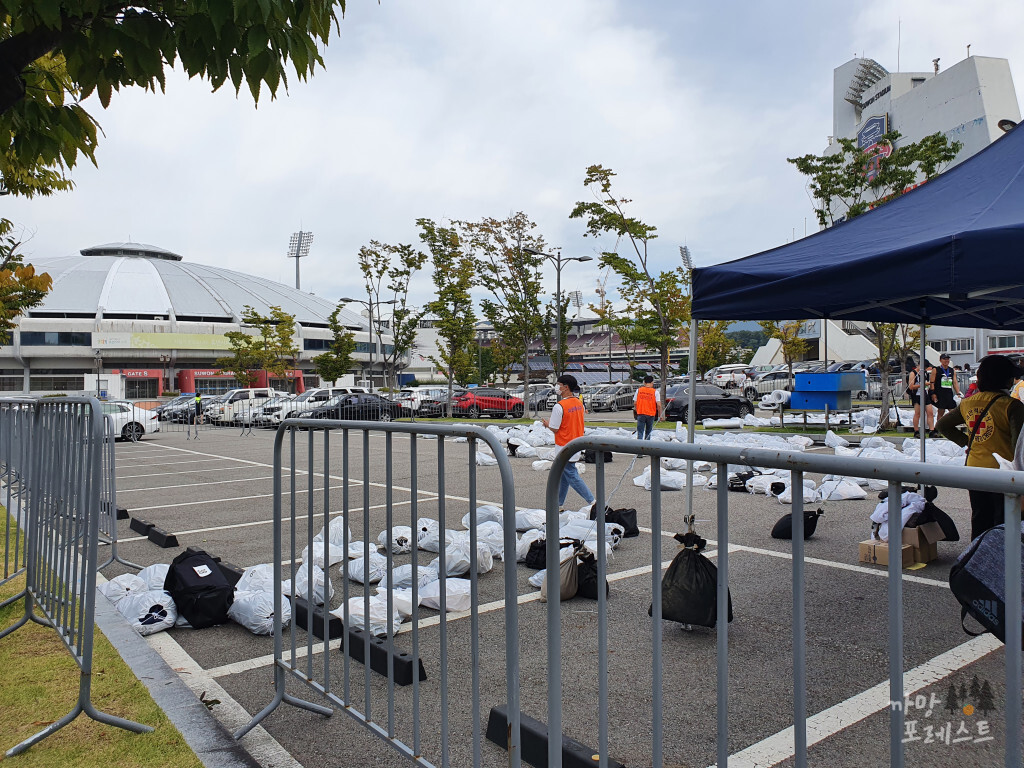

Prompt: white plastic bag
[
  {"left": 136, "top": 564, "right": 169, "bottom": 592},
  {"left": 375, "top": 586, "right": 418, "bottom": 620},
  {"left": 419, "top": 578, "right": 473, "bottom": 612},
  {"left": 532, "top": 460, "right": 553, "bottom": 471},
  {"left": 431, "top": 541, "right": 493, "bottom": 576},
  {"left": 476, "top": 452, "right": 498, "bottom": 466},
  {"left": 384, "top": 562, "right": 439, "bottom": 590},
  {"left": 282, "top": 564, "right": 334, "bottom": 605},
  {"left": 228, "top": 590, "right": 290, "bottom": 635},
  {"left": 300, "top": 542, "right": 347, "bottom": 568},
  {"left": 824, "top": 430, "right": 850, "bottom": 448},
  {"left": 377, "top": 525, "right": 414, "bottom": 554},
  {"left": 462, "top": 505, "right": 504, "bottom": 528},
  {"left": 816, "top": 479, "right": 867, "bottom": 501},
  {"left": 236, "top": 563, "right": 275, "bottom": 594},
  {"left": 516, "top": 530, "right": 545, "bottom": 562},
  {"left": 98, "top": 574, "right": 148, "bottom": 606},
  {"left": 331, "top": 595, "right": 402, "bottom": 636},
  {"left": 346, "top": 552, "right": 390, "bottom": 584},
  {"left": 418, "top": 527, "right": 457, "bottom": 553},
  {"left": 778, "top": 484, "right": 817, "bottom": 504},
  {"left": 515, "top": 508, "right": 547, "bottom": 531},
  {"left": 116, "top": 589, "right": 177, "bottom": 636},
  {"left": 314, "top": 517, "right": 352, "bottom": 547},
  {"left": 474, "top": 520, "right": 506, "bottom": 558}
]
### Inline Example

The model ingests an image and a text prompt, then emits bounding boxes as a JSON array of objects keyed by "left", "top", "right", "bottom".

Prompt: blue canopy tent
[{"left": 692, "top": 125, "right": 1024, "bottom": 329}]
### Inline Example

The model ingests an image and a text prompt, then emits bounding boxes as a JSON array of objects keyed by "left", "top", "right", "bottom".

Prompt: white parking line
[
  {"left": 715, "top": 633, "right": 1003, "bottom": 768},
  {"left": 119, "top": 466, "right": 275, "bottom": 480},
  {"left": 117, "top": 475, "right": 278, "bottom": 493},
  {"left": 117, "top": 456, "right": 255, "bottom": 468}
]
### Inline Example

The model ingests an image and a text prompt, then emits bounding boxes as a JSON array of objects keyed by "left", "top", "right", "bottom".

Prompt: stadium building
[{"left": 0, "top": 242, "right": 396, "bottom": 397}]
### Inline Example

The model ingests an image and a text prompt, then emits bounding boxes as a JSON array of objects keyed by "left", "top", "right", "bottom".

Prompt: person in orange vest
[
  {"left": 632, "top": 375, "right": 663, "bottom": 439},
  {"left": 542, "top": 374, "right": 595, "bottom": 511}
]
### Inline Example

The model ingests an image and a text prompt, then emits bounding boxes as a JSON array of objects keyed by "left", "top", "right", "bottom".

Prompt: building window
[
  {"left": 932, "top": 340, "right": 947, "bottom": 352},
  {"left": 989, "top": 334, "right": 1024, "bottom": 350},
  {"left": 304, "top": 338, "right": 331, "bottom": 351},
  {"left": 29, "top": 375, "right": 85, "bottom": 391},
  {"left": 949, "top": 338, "right": 974, "bottom": 352},
  {"left": 911, "top": 77, "right": 925, "bottom": 88},
  {"left": 354, "top": 342, "right": 376, "bottom": 354},
  {"left": 19, "top": 331, "right": 93, "bottom": 346},
  {"left": 419, "top": 320, "right": 435, "bottom": 329}
]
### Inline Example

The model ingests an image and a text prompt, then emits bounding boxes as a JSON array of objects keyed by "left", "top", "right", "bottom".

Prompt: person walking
[
  {"left": 937, "top": 355, "right": 1024, "bottom": 539},
  {"left": 932, "top": 354, "right": 962, "bottom": 423},
  {"left": 633, "top": 375, "right": 663, "bottom": 440},
  {"left": 542, "top": 374, "right": 595, "bottom": 511}
]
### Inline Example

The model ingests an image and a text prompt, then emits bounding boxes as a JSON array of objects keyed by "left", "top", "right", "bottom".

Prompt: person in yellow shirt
[
  {"left": 1011, "top": 369, "right": 1024, "bottom": 402},
  {"left": 542, "top": 374, "right": 595, "bottom": 510},
  {"left": 937, "top": 355, "right": 1024, "bottom": 539}
]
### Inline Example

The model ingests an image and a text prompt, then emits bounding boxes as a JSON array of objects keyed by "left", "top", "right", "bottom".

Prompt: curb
[{"left": 93, "top": 590, "right": 262, "bottom": 768}]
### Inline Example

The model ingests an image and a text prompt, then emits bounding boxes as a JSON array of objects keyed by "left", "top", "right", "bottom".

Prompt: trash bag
[
  {"left": 375, "top": 586, "right": 418, "bottom": 620},
  {"left": 346, "top": 552, "right": 390, "bottom": 584},
  {"left": 377, "top": 525, "right": 414, "bottom": 554},
  {"left": 771, "top": 509, "right": 824, "bottom": 540},
  {"left": 590, "top": 506, "right": 639, "bottom": 538},
  {"left": 331, "top": 595, "right": 402, "bottom": 636},
  {"left": 116, "top": 589, "right": 178, "bottom": 636},
  {"left": 516, "top": 530, "right": 545, "bottom": 564},
  {"left": 314, "top": 517, "right": 351, "bottom": 548},
  {"left": 228, "top": 590, "right": 290, "bottom": 635},
  {"left": 418, "top": 527, "right": 457, "bottom": 553},
  {"left": 539, "top": 545, "right": 579, "bottom": 603},
  {"left": 577, "top": 550, "right": 609, "bottom": 600},
  {"left": 523, "top": 536, "right": 548, "bottom": 569},
  {"left": 430, "top": 540, "right": 493, "bottom": 576},
  {"left": 462, "top": 505, "right": 504, "bottom": 528},
  {"left": 919, "top": 502, "right": 960, "bottom": 542},
  {"left": 98, "top": 574, "right": 148, "bottom": 606},
  {"left": 383, "top": 563, "right": 439, "bottom": 590},
  {"left": 300, "top": 541, "right": 348, "bottom": 568},
  {"left": 419, "top": 578, "right": 473, "bottom": 612},
  {"left": 650, "top": 533, "right": 732, "bottom": 627},
  {"left": 282, "top": 564, "right": 334, "bottom": 605},
  {"left": 236, "top": 563, "right": 275, "bottom": 594},
  {"left": 515, "top": 508, "right": 547, "bottom": 531},
  {"left": 474, "top": 520, "right": 506, "bottom": 559},
  {"left": 136, "top": 564, "right": 170, "bottom": 592}
]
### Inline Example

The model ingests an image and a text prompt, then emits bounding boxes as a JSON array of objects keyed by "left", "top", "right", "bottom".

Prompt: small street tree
[
  {"left": 788, "top": 130, "right": 962, "bottom": 227},
  {"left": 457, "top": 213, "right": 547, "bottom": 412},
  {"left": 0, "top": 222, "right": 51, "bottom": 344},
  {"left": 217, "top": 305, "right": 299, "bottom": 390},
  {"left": 758, "top": 320, "right": 810, "bottom": 381},
  {"left": 694, "top": 321, "right": 737, "bottom": 375},
  {"left": 571, "top": 165, "right": 690, "bottom": 405},
  {"left": 312, "top": 305, "right": 357, "bottom": 385},
  {"left": 419, "top": 218, "right": 476, "bottom": 416},
  {"left": 355, "top": 240, "right": 427, "bottom": 391}
]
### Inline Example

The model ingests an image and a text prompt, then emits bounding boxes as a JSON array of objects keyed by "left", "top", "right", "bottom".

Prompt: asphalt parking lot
[{"left": 102, "top": 419, "right": 1015, "bottom": 768}]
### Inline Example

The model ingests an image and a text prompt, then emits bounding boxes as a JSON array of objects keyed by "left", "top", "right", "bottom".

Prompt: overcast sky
[{"left": 6, "top": 0, "right": 1024, "bottom": 314}]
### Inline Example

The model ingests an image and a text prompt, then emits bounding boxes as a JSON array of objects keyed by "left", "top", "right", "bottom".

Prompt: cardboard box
[
  {"left": 901, "top": 522, "right": 944, "bottom": 564},
  {"left": 859, "top": 540, "right": 914, "bottom": 568}
]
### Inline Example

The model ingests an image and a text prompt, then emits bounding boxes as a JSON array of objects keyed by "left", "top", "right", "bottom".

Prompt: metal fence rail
[
  {"left": 545, "top": 435, "right": 1023, "bottom": 768},
  {"left": 237, "top": 418, "right": 522, "bottom": 767},
  {"left": 97, "top": 414, "right": 141, "bottom": 571},
  {"left": 0, "top": 396, "right": 152, "bottom": 756},
  {"left": 1, "top": 399, "right": 33, "bottom": 606}
]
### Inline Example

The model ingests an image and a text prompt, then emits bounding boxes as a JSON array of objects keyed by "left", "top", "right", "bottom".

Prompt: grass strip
[{"left": 0, "top": 509, "right": 202, "bottom": 768}]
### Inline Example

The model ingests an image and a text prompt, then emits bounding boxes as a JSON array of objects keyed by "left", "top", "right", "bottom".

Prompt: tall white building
[{"left": 807, "top": 55, "right": 1022, "bottom": 366}]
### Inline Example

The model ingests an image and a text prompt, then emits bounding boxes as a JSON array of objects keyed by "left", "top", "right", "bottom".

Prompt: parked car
[
  {"left": 416, "top": 388, "right": 467, "bottom": 417},
  {"left": 517, "top": 384, "right": 555, "bottom": 411},
  {"left": 586, "top": 383, "right": 639, "bottom": 412},
  {"left": 396, "top": 386, "right": 451, "bottom": 416},
  {"left": 663, "top": 384, "right": 753, "bottom": 423},
  {"left": 266, "top": 387, "right": 366, "bottom": 425},
  {"left": 251, "top": 395, "right": 296, "bottom": 427},
  {"left": 744, "top": 370, "right": 795, "bottom": 400},
  {"left": 308, "top": 393, "right": 402, "bottom": 422},
  {"left": 205, "top": 388, "right": 287, "bottom": 424},
  {"left": 156, "top": 393, "right": 195, "bottom": 421},
  {"left": 101, "top": 401, "right": 161, "bottom": 441},
  {"left": 706, "top": 364, "right": 749, "bottom": 389},
  {"left": 451, "top": 388, "right": 525, "bottom": 418}
]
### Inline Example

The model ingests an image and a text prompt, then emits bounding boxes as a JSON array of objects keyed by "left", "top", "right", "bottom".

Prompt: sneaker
[{"left": 929, "top": 429, "right": 940, "bottom": 438}]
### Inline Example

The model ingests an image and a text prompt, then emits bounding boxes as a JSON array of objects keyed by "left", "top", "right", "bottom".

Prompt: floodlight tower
[{"left": 287, "top": 231, "right": 314, "bottom": 290}]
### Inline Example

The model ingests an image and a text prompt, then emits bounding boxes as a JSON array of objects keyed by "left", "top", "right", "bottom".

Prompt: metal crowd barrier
[
  {"left": 546, "top": 435, "right": 1023, "bottom": 768},
  {"left": 0, "top": 396, "right": 152, "bottom": 756},
  {"left": 237, "top": 418, "right": 522, "bottom": 767},
  {"left": 97, "top": 414, "right": 141, "bottom": 571},
  {"left": 1, "top": 399, "right": 33, "bottom": 608}
]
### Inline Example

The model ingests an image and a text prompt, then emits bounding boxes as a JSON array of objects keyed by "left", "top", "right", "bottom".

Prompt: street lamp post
[
  {"left": 93, "top": 350, "right": 102, "bottom": 398},
  {"left": 607, "top": 308, "right": 614, "bottom": 384},
  {"left": 339, "top": 296, "right": 397, "bottom": 393},
  {"left": 523, "top": 247, "right": 593, "bottom": 377},
  {"left": 158, "top": 354, "right": 171, "bottom": 395}
]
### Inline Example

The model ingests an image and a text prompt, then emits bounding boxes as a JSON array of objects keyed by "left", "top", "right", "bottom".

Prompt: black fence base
[
  {"left": 485, "top": 705, "right": 624, "bottom": 768},
  {"left": 129, "top": 517, "right": 154, "bottom": 536},
  {"left": 147, "top": 526, "right": 179, "bottom": 548}
]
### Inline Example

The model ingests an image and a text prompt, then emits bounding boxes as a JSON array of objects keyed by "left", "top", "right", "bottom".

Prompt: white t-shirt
[{"left": 632, "top": 387, "right": 661, "bottom": 405}]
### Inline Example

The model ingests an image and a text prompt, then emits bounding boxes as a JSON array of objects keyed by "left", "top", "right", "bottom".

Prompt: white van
[
  {"left": 268, "top": 386, "right": 369, "bottom": 425},
  {"left": 204, "top": 388, "right": 286, "bottom": 424},
  {"left": 395, "top": 386, "right": 450, "bottom": 415}
]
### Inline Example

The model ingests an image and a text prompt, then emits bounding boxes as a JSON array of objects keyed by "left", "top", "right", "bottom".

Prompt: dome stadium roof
[{"left": 25, "top": 243, "right": 366, "bottom": 329}]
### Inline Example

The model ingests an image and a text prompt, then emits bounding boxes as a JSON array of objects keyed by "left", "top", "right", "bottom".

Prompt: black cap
[{"left": 556, "top": 374, "right": 579, "bottom": 392}]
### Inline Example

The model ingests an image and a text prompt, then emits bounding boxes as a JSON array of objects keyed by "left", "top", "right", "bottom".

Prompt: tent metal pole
[
  {"left": 920, "top": 324, "right": 927, "bottom": 462},
  {"left": 686, "top": 317, "right": 697, "bottom": 520},
  {"left": 823, "top": 318, "right": 828, "bottom": 369}
]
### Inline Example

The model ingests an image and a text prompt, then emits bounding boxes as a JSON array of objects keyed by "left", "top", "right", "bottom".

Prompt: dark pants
[
  {"left": 636, "top": 414, "right": 655, "bottom": 440},
  {"left": 968, "top": 489, "right": 1006, "bottom": 540}
]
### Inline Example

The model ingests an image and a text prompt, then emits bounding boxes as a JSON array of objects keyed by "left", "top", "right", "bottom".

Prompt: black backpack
[
  {"left": 949, "top": 523, "right": 1024, "bottom": 647},
  {"left": 163, "top": 548, "right": 234, "bottom": 628},
  {"left": 589, "top": 505, "right": 639, "bottom": 538}
]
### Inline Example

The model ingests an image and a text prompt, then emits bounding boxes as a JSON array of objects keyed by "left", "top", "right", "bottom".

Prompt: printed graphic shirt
[
  {"left": 958, "top": 391, "right": 1018, "bottom": 469},
  {"left": 634, "top": 386, "right": 659, "bottom": 416}
]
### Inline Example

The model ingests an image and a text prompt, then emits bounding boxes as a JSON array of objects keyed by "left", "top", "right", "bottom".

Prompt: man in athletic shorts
[{"left": 932, "top": 354, "right": 961, "bottom": 423}]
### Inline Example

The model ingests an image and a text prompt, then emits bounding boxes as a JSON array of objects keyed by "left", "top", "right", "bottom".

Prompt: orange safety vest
[
  {"left": 635, "top": 386, "right": 658, "bottom": 416},
  {"left": 554, "top": 396, "right": 586, "bottom": 446}
]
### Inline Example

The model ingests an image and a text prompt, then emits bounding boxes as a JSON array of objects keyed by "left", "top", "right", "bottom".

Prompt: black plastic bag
[
  {"left": 524, "top": 537, "right": 547, "bottom": 570},
  {"left": 583, "top": 449, "right": 613, "bottom": 464},
  {"left": 730, "top": 470, "right": 760, "bottom": 492},
  {"left": 590, "top": 506, "right": 639, "bottom": 538},
  {"left": 577, "top": 551, "right": 609, "bottom": 600},
  {"left": 771, "top": 509, "right": 823, "bottom": 540},
  {"left": 649, "top": 532, "right": 732, "bottom": 627}
]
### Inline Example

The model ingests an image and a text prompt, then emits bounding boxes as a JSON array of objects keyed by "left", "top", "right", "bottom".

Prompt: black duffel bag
[
  {"left": 590, "top": 505, "right": 639, "bottom": 538},
  {"left": 164, "top": 548, "right": 234, "bottom": 628}
]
